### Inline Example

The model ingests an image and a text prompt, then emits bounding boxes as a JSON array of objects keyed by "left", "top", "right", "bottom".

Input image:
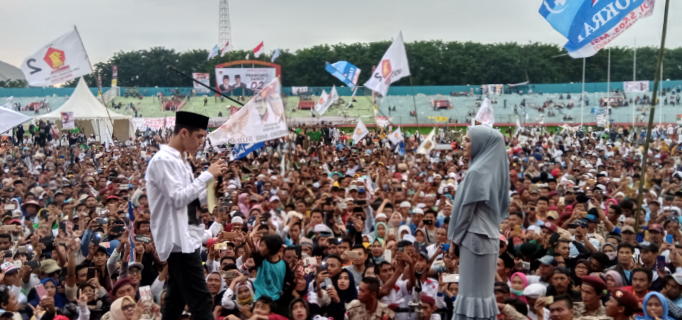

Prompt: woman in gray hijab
[{"left": 448, "top": 126, "right": 510, "bottom": 320}]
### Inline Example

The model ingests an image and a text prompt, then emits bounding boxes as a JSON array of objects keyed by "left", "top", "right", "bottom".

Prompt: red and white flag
[
  {"left": 220, "top": 41, "right": 232, "bottom": 57},
  {"left": 253, "top": 42, "right": 264, "bottom": 57}
]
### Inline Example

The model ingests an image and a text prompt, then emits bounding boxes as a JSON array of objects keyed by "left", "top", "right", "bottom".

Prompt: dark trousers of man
[{"left": 163, "top": 249, "right": 214, "bottom": 320}]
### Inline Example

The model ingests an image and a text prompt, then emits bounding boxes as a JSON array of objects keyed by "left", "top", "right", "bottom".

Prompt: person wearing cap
[
  {"left": 662, "top": 274, "right": 682, "bottom": 310},
  {"left": 146, "top": 111, "right": 226, "bottom": 320},
  {"left": 600, "top": 288, "right": 642, "bottom": 320},
  {"left": 573, "top": 276, "right": 608, "bottom": 317},
  {"left": 546, "top": 266, "right": 582, "bottom": 301}
]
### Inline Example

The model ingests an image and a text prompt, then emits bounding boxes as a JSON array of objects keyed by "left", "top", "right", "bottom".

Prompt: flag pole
[
  {"left": 580, "top": 58, "right": 585, "bottom": 127},
  {"left": 409, "top": 76, "right": 420, "bottom": 129},
  {"left": 634, "top": 0, "right": 671, "bottom": 233}
]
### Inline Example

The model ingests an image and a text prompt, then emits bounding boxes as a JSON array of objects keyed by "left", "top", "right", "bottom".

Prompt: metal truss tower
[{"left": 219, "top": 0, "right": 232, "bottom": 48}]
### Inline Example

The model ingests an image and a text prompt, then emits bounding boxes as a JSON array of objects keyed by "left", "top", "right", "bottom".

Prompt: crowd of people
[{"left": 4, "top": 116, "right": 682, "bottom": 320}]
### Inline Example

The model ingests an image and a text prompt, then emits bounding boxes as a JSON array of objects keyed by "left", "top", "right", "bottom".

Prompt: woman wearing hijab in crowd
[
  {"left": 373, "top": 222, "right": 387, "bottom": 243},
  {"left": 387, "top": 212, "right": 403, "bottom": 235},
  {"left": 636, "top": 292, "right": 673, "bottom": 320},
  {"left": 605, "top": 270, "right": 624, "bottom": 291},
  {"left": 448, "top": 126, "right": 510, "bottom": 320},
  {"left": 237, "top": 193, "right": 250, "bottom": 216},
  {"left": 369, "top": 238, "right": 385, "bottom": 264},
  {"left": 398, "top": 225, "right": 411, "bottom": 241},
  {"left": 573, "top": 259, "right": 592, "bottom": 288},
  {"left": 325, "top": 269, "right": 357, "bottom": 320},
  {"left": 289, "top": 298, "right": 311, "bottom": 320},
  {"left": 108, "top": 296, "right": 137, "bottom": 320},
  {"left": 509, "top": 272, "right": 528, "bottom": 303},
  {"left": 28, "top": 278, "right": 67, "bottom": 314}
]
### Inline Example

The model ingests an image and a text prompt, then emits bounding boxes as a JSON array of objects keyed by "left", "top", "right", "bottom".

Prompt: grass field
[{"left": 108, "top": 95, "right": 376, "bottom": 122}]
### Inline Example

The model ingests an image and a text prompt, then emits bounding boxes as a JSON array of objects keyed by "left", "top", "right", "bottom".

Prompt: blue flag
[
  {"left": 325, "top": 61, "right": 361, "bottom": 89},
  {"left": 271, "top": 49, "right": 281, "bottom": 62},
  {"left": 232, "top": 142, "right": 264, "bottom": 160},
  {"left": 539, "top": 0, "right": 655, "bottom": 58}
]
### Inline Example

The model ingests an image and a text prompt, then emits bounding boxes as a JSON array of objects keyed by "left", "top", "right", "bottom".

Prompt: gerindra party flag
[{"left": 540, "top": 0, "right": 655, "bottom": 58}]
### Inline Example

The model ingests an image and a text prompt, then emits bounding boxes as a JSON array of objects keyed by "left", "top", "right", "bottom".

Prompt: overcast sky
[{"left": 0, "top": 0, "right": 679, "bottom": 68}]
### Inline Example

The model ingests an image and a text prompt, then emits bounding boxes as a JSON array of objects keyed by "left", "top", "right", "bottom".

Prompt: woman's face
[
  {"left": 295, "top": 277, "right": 307, "bottom": 291},
  {"left": 646, "top": 295, "right": 664, "bottom": 318},
  {"left": 364, "top": 268, "right": 376, "bottom": 278},
  {"left": 291, "top": 301, "right": 308, "bottom": 320},
  {"left": 606, "top": 275, "right": 617, "bottom": 289},
  {"left": 377, "top": 224, "right": 386, "bottom": 238},
  {"left": 337, "top": 272, "right": 350, "bottom": 291},
  {"left": 511, "top": 275, "right": 524, "bottom": 291},
  {"left": 463, "top": 132, "right": 472, "bottom": 158},
  {"left": 237, "top": 286, "right": 252, "bottom": 301},
  {"left": 575, "top": 263, "right": 589, "bottom": 277},
  {"left": 390, "top": 214, "right": 401, "bottom": 226},
  {"left": 448, "top": 283, "right": 459, "bottom": 296},
  {"left": 371, "top": 241, "right": 383, "bottom": 257},
  {"left": 44, "top": 281, "right": 57, "bottom": 297},
  {"left": 121, "top": 299, "right": 136, "bottom": 320},
  {"left": 83, "top": 286, "right": 95, "bottom": 301}
]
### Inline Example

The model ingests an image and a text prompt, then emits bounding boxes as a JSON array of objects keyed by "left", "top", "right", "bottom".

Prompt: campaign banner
[
  {"left": 208, "top": 78, "right": 288, "bottom": 145},
  {"left": 21, "top": 29, "right": 93, "bottom": 86},
  {"left": 623, "top": 81, "right": 650, "bottom": 93},
  {"left": 112, "top": 66, "right": 118, "bottom": 87},
  {"left": 61, "top": 112, "right": 75, "bottom": 129},
  {"left": 481, "top": 84, "right": 503, "bottom": 95},
  {"left": 208, "top": 117, "right": 230, "bottom": 128},
  {"left": 192, "top": 73, "right": 210, "bottom": 94},
  {"left": 291, "top": 87, "right": 308, "bottom": 94},
  {"left": 131, "top": 117, "right": 176, "bottom": 131},
  {"left": 314, "top": 86, "right": 338, "bottom": 115},
  {"left": 215, "top": 68, "right": 276, "bottom": 94}
]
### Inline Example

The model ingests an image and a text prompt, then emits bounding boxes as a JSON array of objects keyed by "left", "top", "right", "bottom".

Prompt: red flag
[{"left": 253, "top": 42, "right": 264, "bottom": 57}]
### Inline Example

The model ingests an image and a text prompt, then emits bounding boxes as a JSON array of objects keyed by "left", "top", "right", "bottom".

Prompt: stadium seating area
[{"left": 3, "top": 87, "right": 682, "bottom": 127}]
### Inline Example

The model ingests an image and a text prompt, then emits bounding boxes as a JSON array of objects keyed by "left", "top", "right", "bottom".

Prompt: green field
[{"left": 108, "top": 95, "right": 376, "bottom": 122}]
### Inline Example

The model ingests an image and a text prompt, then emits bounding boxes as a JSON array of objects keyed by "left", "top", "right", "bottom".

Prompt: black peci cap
[{"left": 175, "top": 111, "right": 209, "bottom": 130}]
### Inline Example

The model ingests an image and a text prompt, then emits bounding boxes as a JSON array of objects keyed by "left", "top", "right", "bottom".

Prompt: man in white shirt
[{"left": 147, "top": 111, "right": 226, "bottom": 320}]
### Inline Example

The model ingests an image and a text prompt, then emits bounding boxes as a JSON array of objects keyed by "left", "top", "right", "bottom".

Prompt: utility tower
[{"left": 218, "top": 0, "right": 232, "bottom": 48}]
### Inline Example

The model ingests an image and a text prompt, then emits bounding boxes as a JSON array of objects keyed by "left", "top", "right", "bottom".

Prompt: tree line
[{"left": 43, "top": 41, "right": 682, "bottom": 89}]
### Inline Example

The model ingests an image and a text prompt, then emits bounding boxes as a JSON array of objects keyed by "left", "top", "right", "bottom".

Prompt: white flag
[
  {"left": 1, "top": 97, "right": 13, "bottom": 110},
  {"left": 0, "top": 108, "right": 31, "bottom": 134},
  {"left": 21, "top": 29, "right": 93, "bottom": 87},
  {"left": 220, "top": 41, "right": 232, "bottom": 57},
  {"left": 417, "top": 128, "right": 436, "bottom": 155},
  {"left": 388, "top": 127, "right": 403, "bottom": 145},
  {"left": 245, "top": 53, "right": 250, "bottom": 60},
  {"left": 364, "top": 32, "right": 411, "bottom": 96},
  {"left": 314, "top": 90, "right": 332, "bottom": 115},
  {"left": 474, "top": 98, "right": 495, "bottom": 127},
  {"left": 352, "top": 119, "right": 369, "bottom": 143},
  {"left": 208, "top": 78, "right": 288, "bottom": 145},
  {"left": 330, "top": 85, "right": 339, "bottom": 102},
  {"left": 515, "top": 117, "right": 523, "bottom": 136}
]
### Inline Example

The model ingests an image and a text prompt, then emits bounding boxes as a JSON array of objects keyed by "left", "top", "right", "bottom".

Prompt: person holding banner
[{"left": 146, "top": 111, "right": 226, "bottom": 320}]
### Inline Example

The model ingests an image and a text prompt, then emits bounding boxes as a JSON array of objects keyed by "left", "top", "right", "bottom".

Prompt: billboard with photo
[
  {"left": 214, "top": 68, "right": 277, "bottom": 94},
  {"left": 623, "top": 81, "right": 650, "bottom": 93},
  {"left": 192, "top": 73, "right": 210, "bottom": 94}
]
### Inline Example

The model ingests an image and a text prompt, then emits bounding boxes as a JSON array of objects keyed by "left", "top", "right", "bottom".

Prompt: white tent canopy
[{"left": 36, "top": 78, "right": 133, "bottom": 142}]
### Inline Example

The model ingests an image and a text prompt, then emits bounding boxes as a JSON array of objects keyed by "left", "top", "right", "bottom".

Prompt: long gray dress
[
  {"left": 447, "top": 126, "right": 510, "bottom": 320},
  {"left": 450, "top": 202, "right": 501, "bottom": 320}
]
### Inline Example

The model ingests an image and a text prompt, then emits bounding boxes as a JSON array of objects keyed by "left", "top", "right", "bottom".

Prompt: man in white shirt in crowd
[{"left": 147, "top": 111, "right": 226, "bottom": 320}]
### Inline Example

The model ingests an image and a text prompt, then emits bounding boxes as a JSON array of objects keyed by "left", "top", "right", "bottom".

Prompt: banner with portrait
[
  {"left": 623, "top": 81, "right": 650, "bottom": 93},
  {"left": 192, "top": 73, "right": 210, "bottom": 94},
  {"left": 214, "top": 68, "right": 277, "bottom": 94},
  {"left": 61, "top": 112, "right": 74, "bottom": 129}
]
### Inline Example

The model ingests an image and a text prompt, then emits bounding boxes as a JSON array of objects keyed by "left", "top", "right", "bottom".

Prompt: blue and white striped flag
[{"left": 207, "top": 45, "right": 219, "bottom": 60}]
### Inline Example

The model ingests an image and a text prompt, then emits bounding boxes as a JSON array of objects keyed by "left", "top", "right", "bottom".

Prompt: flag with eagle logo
[
  {"left": 539, "top": 0, "right": 656, "bottom": 58},
  {"left": 417, "top": 128, "right": 436, "bottom": 155},
  {"left": 364, "top": 32, "right": 411, "bottom": 96},
  {"left": 352, "top": 119, "right": 369, "bottom": 144}
]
